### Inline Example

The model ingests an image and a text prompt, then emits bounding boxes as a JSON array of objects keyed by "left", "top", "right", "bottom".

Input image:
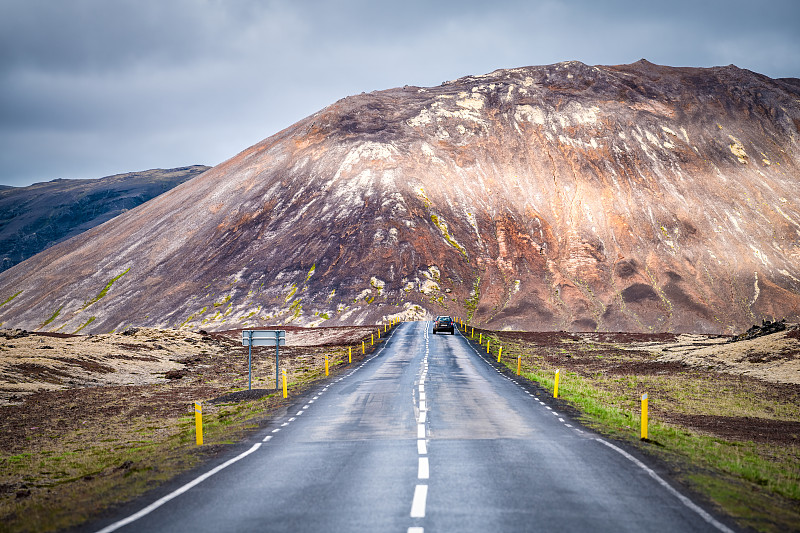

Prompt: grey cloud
[{"left": 1, "top": 0, "right": 798, "bottom": 187}]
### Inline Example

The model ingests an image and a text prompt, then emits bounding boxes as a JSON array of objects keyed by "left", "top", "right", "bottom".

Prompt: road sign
[
  {"left": 241, "top": 330, "right": 287, "bottom": 390},
  {"left": 242, "top": 330, "right": 286, "bottom": 347}
]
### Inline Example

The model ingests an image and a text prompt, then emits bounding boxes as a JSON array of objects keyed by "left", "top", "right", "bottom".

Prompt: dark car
[{"left": 433, "top": 316, "right": 454, "bottom": 335}]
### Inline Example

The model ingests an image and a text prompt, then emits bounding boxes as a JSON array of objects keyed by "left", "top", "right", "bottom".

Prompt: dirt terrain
[
  {"left": 0, "top": 325, "right": 381, "bottom": 406},
  {"left": 481, "top": 323, "right": 800, "bottom": 447},
  {"left": 0, "top": 324, "right": 386, "bottom": 532},
  {"left": 643, "top": 328, "right": 800, "bottom": 385}
]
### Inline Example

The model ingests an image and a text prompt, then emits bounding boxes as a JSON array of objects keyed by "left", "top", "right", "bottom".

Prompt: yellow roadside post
[
  {"left": 371, "top": 333, "right": 374, "bottom": 346},
  {"left": 641, "top": 393, "right": 648, "bottom": 440},
  {"left": 487, "top": 339, "right": 491, "bottom": 354},
  {"left": 349, "top": 346, "right": 352, "bottom": 364},
  {"left": 479, "top": 332, "right": 482, "bottom": 344},
  {"left": 282, "top": 370, "right": 288, "bottom": 398},
  {"left": 471, "top": 327, "right": 474, "bottom": 339},
  {"left": 325, "top": 356, "right": 329, "bottom": 376},
  {"left": 554, "top": 369, "right": 560, "bottom": 398},
  {"left": 497, "top": 346, "right": 502, "bottom": 363},
  {"left": 194, "top": 402, "right": 203, "bottom": 446},
  {"left": 516, "top": 355, "right": 521, "bottom": 375},
  {"left": 362, "top": 341, "right": 365, "bottom": 354}
]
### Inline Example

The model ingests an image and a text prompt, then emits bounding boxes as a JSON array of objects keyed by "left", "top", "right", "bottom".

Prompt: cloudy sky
[{"left": 1, "top": 0, "right": 798, "bottom": 187}]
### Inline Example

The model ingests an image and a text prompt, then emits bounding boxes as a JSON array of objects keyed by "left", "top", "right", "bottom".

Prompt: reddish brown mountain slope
[{"left": 1, "top": 60, "right": 799, "bottom": 334}]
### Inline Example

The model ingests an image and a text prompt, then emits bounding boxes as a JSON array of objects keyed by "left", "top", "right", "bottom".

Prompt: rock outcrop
[{"left": 0, "top": 60, "right": 798, "bottom": 334}]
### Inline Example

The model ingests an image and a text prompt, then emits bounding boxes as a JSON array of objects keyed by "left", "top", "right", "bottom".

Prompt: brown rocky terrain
[
  {"left": 0, "top": 60, "right": 798, "bottom": 334},
  {"left": 0, "top": 325, "right": 380, "bottom": 406}
]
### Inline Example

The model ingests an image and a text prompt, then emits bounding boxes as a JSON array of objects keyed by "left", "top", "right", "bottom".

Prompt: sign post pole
[
  {"left": 248, "top": 330, "right": 253, "bottom": 391},
  {"left": 275, "top": 330, "right": 280, "bottom": 390}
]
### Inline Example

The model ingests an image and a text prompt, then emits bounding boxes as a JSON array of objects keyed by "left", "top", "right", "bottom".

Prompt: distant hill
[
  {"left": 0, "top": 166, "right": 210, "bottom": 272},
  {"left": 0, "top": 61, "right": 799, "bottom": 335}
]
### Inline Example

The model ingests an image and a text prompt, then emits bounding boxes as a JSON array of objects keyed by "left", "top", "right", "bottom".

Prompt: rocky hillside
[
  {"left": 0, "top": 166, "right": 210, "bottom": 272},
  {"left": 0, "top": 60, "right": 798, "bottom": 334}
]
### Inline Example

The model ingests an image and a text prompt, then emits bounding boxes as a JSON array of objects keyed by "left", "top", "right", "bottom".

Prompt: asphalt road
[{"left": 91, "top": 321, "right": 737, "bottom": 533}]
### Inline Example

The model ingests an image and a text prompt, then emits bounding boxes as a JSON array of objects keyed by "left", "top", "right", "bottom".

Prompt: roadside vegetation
[
  {"left": 463, "top": 325, "right": 800, "bottom": 533},
  {"left": 0, "top": 326, "right": 392, "bottom": 533}
]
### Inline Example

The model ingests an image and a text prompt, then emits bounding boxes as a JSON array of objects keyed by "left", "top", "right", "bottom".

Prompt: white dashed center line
[
  {"left": 410, "top": 324, "right": 432, "bottom": 529},
  {"left": 418, "top": 457, "right": 429, "bottom": 479},
  {"left": 410, "top": 485, "right": 428, "bottom": 518}
]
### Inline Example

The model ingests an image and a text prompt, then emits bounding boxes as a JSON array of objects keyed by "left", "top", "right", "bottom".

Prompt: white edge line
[
  {"left": 94, "top": 443, "right": 262, "bottom": 533},
  {"left": 459, "top": 322, "right": 734, "bottom": 532},
  {"left": 594, "top": 438, "right": 735, "bottom": 533},
  {"left": 94, "top": 325, "right": 406, "bottom": 533}
]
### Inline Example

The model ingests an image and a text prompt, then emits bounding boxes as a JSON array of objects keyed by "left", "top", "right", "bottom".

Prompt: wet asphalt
[{"left": 88, "top": 321, "right": 737, "bottom": 533}]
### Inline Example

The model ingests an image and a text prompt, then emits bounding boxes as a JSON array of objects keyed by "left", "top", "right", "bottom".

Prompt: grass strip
[{"left": 469, "top": 327, "right": 800, "bottom": 533}]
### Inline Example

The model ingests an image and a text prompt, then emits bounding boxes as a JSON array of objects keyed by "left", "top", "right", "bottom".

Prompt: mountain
[
  {"left": 0, "top": 166, "right": 210, "bottom": 273},
  {"left": 0, "top": 61, "right": 798, "bottom": 335}
]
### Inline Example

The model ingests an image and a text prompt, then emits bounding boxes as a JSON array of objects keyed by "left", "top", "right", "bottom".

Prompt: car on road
[{"left": 433, "top": 316, "right": 454, "bottom": 335}]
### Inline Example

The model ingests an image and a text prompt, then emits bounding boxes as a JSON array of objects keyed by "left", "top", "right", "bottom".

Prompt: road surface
[{"left": 90, "top": 321, "right": 736, "bottom": 532}]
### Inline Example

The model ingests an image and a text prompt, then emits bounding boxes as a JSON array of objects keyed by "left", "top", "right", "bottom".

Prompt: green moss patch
[
  {"left": 41, "top": 305, "right": 64, "bottom": 328},
  {"left": 1, "top": 290, "right": 22, "bottom": 307},
  {"left": 430, "top": 214, "right": 468, "bottom": 257},
  {"left": 72, "top": 317, "right": 96, "bottom": 334},
  {"left": 82, "top": 268, "right": 130, "bottom": 310}
]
